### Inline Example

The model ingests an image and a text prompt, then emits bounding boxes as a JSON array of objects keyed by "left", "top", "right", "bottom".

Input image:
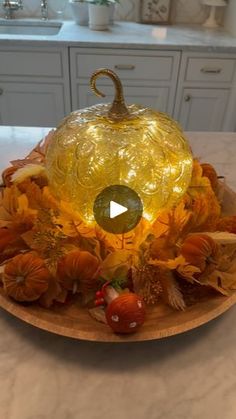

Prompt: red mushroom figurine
[{"left": 103, "top": 285, "right": 146, "bottom": 334}]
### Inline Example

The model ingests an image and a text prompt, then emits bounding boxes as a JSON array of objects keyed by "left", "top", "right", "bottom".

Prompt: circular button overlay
[{"left": 93, "top": 185, "right": 143, "bottom": 234}]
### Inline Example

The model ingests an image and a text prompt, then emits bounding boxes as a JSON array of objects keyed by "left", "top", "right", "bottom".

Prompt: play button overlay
[
  {"left": 110, "top": 201, "right": 128, "bottom": 219},
  {"left": 93, "top": 185, "right": 143, "bottom": 234}
]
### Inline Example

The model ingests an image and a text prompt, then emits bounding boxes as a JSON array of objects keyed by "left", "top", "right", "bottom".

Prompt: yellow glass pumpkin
[{"left": 46, "top": 69, "right": 193, "bottom": 224}]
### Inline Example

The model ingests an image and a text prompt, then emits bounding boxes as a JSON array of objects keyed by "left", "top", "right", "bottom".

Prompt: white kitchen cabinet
[
  {"left": 70, "top": 48, "right": 181, "bottom": 115},
  {"left": 1, "top": 45, "right": 236, "bottom": 132},
  {"left": 177, "top": 88, "right": 230, "bottom": 131},
  {"left": 174, "top": 52, "right": 236, "bottom": 131},
  {"left": 0, "top": 46, "right": 71, "bottom": 127},
  {"left": 0, "top": 82, "right": 66, "bottom": 127}
]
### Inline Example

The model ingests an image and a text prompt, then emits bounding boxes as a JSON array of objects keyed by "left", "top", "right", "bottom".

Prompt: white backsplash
[{"left": 0, "top": 0, "right": 225, "bottom": 24}]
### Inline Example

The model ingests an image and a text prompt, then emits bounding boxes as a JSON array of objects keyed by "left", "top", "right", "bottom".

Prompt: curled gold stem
[{"left": 90, "top": 68, "right": 129, "bottom": 121}]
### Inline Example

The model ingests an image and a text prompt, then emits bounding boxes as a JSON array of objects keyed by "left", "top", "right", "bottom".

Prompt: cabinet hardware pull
[
  {"left": 184, "top": 95, "right": 191, "bottom": 102},
  {"left": 201, "top": 67, "right": 222, "bottom": 74},
  {"left": 0, "top": 88, "right": 3, "bottom": 95},
  {"left": 114, "top": 64, "right": 135, "bottom": 70}
]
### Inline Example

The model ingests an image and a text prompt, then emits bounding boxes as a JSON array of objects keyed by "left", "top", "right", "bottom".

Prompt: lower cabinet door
[
  {"left": 177, "top": 88, "right": 230, "bottom": 131},
  {"left": 0, "top": 82, "right": 66, "bottom": 127},
  {"left": 75, "top": 84, "right": 171, "bottom": 114}
]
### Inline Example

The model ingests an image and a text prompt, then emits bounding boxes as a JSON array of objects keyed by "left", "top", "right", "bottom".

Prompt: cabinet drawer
[
  {"left": 185, "top": 58, "right": 236, "bottom": 83},
  {"left": 75, "top": 53, "right": 176, "bottom": 82},
  {"left": 0, "top": 50, "right": 63, "bottom": 78}
]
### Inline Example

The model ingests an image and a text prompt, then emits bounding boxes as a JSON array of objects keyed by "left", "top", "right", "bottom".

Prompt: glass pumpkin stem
[{"left": 90, "top": 68, "right": 130, "bottom": 122}]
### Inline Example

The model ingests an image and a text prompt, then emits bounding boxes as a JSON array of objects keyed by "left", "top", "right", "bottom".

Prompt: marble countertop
[
  {"left": 1, "top": 20, "right": 236, "bottom": 52},
  {"left": 0, "top": 127, "right": 236, "bottom": 419}
]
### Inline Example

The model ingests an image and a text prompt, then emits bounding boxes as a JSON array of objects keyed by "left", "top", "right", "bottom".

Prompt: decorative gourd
[
  {"left": 57, "top": 250, "right": 100, "bottom": 294},
  {"left": 180, "top": 234, "right": 219, "bottom": 273},
  {"left": 46, "top": 68, "right": 193, "bottom": 224},
  {"left": 3, "top": 253, "right": 50, "bottom": 302}
]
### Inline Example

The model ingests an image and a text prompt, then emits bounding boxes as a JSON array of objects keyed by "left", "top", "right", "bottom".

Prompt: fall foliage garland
[{"left": 0, "top": 131, "right": 236, "bottom": 334}]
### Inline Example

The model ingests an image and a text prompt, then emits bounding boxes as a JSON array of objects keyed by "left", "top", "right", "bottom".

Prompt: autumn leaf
[
  {"left": 59, "top": 200, "right": 95, "bottom": 239},
  {"left": 151, "top": 200, "right": 192, "bottom": 243},
  {"left": 148, "top": 255, "right": 186, "bottom": 270},
  {"left": 0, "top": 186, "right": 20, "bottom": 226},
  {"left": 198, "top": 270, "right": 229, "bottom": 296},
  {"left": 177, "top": 264, "right": 201, "bottom": 282},
  {"left": 39, "top": 277, "right": 62, "bottom": 308},
  {"left": 202, "top": 232, "right": 236, "bottom": 245},
  {"left": 100, "top": 249, "right": 135, "bottom": 281},
  {"left": 26, "top": 130, "right": 54, "bottom": 162},
  {"left": 97, "top": 219, "right": 150, "bottom": 252},
  {"left": 0, "top": 186, "right": 37, "bottom": 234},
  {"left": 10, "top": 130, "right": 54, "bottom": 167},
  {"left": 89, "top": 307, "right": 107, "bottom": 324}
]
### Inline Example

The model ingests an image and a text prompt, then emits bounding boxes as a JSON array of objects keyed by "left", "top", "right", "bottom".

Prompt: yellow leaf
[
  {"left": 151, "top": 200, "right": 192, "bottom": 242},
  {"left": 17, "top": 194, "right": 29, "bottom": 211},
  {"left": 59, "top": 200, "right": 96, "bottom": 239},
  {"left": 149, "top": 255, "right": 186, "bottom": 270},
  {"left": 100, "top": 249, "right": 134, "bottom": 281},
  {"left": 177, "top": 264, "right": 201, "bottom": 282}
]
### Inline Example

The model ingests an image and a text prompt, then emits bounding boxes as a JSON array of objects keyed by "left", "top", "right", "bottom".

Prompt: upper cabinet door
[
  {"left": 0, "top": 82, "right": 66, "bottom": 127},
  {"left": 177, "top": 88, "right": 230, "bottom": 131}
]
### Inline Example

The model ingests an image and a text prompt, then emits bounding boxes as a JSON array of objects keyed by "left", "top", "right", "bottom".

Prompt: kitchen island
[{"left": 0, "top": 127, "right": 236, "bottom": 419}]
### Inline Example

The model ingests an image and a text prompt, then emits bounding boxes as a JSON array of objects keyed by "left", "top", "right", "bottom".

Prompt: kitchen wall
[{"left": 0, "top": 0, "right": 225, "bottom": 24}]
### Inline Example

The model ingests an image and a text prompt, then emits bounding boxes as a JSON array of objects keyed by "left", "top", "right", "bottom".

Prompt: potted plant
[
  {"left": 87, "top": 0, "right": 118, "bottom": 31},
  {"left": 69, "top": 0, "right": 89, "bottom": 26}
]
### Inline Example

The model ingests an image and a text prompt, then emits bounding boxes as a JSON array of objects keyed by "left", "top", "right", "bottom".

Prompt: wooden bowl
[{"left": 0, "top": 184, "right": 235, "bottom": 342}]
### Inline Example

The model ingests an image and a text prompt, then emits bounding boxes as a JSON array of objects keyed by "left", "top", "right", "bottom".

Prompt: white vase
[
  {"left": 69, "top": 1, "right": 89, "bottom": 26},
  {"left": 89, "top": 4, "right": 110, "bottom": 31}
]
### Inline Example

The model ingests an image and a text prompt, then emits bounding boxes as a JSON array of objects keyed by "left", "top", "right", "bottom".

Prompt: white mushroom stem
[{"left": 103, "top": 286, "right": 119, "bottom": 305}]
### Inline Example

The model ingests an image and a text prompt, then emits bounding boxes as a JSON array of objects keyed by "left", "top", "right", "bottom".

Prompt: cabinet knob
[
  {"left": 184, "top": 95, "right": 191, "bottom": 102},
  {"left": 0, "top": 88, "right": 3, "bottom": 96}
]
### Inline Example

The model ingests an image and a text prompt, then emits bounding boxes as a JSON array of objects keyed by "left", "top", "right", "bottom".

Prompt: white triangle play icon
[{"left": 109, "top": 200, "right": 128, "bottom": 219}]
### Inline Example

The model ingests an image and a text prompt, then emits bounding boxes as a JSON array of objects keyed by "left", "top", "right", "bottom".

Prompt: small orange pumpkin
[
  {"left": 3, "top": 253, "right": 50, "bottom": 302},
  {"left": 180, "top": 234, "right": 219, "bottom": 273},
  {"left": 201, "top": 163, "right": 218, "bottom": 192},
  {"left": 57, "top": 250, "right": 100, "bottom": 295},
  {"left": 216, "top": 216, "right": 236, "bottom": 234}
]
